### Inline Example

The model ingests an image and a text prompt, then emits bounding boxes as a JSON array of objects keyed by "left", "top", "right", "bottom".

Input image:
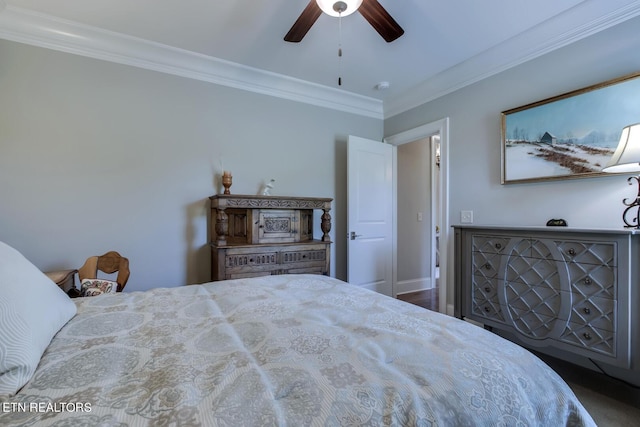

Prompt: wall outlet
[{"left": 461, "top": 210, "right": 474, "bottom": 224}]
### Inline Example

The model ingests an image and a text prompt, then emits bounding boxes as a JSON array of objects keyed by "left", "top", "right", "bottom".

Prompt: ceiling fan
[{"left": 284, "top": 0, "right": 404, "bottom": 43}]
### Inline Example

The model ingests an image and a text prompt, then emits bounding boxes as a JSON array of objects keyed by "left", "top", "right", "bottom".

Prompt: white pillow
[{"left": 0, "top": 241, "right": 77, "bottom": 396}]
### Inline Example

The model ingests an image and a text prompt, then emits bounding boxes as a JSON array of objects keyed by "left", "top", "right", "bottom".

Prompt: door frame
[
  {"left": 384, "top": 117, "right": 450, "bottom": 315},
  {"left": 430, "top": 135, "right": 441, "bottom": 302}
]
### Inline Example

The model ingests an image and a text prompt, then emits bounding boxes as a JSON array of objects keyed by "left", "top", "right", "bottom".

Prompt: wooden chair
[{"left": 78, "top": 251, "right": 130, "bottom": 292}]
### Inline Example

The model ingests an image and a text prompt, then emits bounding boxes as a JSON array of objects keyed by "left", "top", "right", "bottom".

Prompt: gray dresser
[
  {"left": 454, "top": 226, "right": 640, "bottom": 384},
  {"left": 210, "top": 195, "right": 332, "bottom": 280}
]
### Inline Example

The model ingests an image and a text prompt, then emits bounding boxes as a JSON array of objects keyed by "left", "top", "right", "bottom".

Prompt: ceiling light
[{"left": 316, "top": 0, "right": 363, "bottom": 17}]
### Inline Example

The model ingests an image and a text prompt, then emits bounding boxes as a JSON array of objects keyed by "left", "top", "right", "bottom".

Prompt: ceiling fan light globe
[{"left": 316, "top": 0, "right": 363, "bottom": 17}]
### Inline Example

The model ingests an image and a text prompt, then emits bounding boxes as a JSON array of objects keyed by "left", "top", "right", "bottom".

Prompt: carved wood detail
[{"left": 209, "top": 194, "right": 332, "bottom": 281}]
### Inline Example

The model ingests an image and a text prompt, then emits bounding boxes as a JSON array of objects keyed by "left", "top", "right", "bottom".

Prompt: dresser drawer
[
  {"left": 567, "top": 263, "right": 615, "bottom": 299},
  {"left": 211, "top": 241, "right": 331, "bottom": 281},
  {"left": 559, "top": 321, "right": 616, "bottom": 359},
  {"left": 281, "top": 248, "right": 327, "bottom": 265},
  {"left": 567, "top": 294, "right": 615, "bottom": 332},
  {"left": 555, "top": 241, "right": 616, "bottom": 266},
  {"left": 471, "top": 276, "right": 505, "bottom": 323},
  {"left": 471, "top": 251, "right": 502, "bottom": 279},
  {"left": 471, "top": 235, "right": 509, "bottom": 254},
  {"left": 225, "top": 251, "right": 278, "bottom": 269}
]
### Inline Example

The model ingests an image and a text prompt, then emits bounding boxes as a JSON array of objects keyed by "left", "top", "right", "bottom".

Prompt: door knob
[{"left": 350, "top": 231, "right": 362, "bottom": 240}]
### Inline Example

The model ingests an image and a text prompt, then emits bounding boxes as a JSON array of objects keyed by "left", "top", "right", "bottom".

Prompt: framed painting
[{"left": 501, "top": 72, "right": 640, "bottom": 184}]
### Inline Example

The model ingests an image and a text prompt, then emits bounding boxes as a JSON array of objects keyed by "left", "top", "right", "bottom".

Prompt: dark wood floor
[{"left": 397, "top": 287, "right": 439, "bottom": 311}]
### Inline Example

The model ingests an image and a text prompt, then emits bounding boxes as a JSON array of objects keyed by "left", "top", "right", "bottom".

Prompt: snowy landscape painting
[{"left": 501, "top": 72, "right": 640, "bottom": 183}]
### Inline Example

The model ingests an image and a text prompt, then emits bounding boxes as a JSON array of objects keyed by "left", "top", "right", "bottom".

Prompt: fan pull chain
[{"left": 338, "top": 12, "right": 343, "bottom": 86}]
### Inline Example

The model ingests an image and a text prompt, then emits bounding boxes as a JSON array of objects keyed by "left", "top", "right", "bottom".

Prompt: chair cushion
[
  {"left": 80, "top": 278, "right": 118, "bottom": 296},
  {"left": 0, "top": 241, "right": 77, "bottom": 396}
]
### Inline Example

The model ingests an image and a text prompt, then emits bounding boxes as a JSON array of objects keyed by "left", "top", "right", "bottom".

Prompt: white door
[{"left": 347, "top": 136, "right": 393, "bottom": 296}]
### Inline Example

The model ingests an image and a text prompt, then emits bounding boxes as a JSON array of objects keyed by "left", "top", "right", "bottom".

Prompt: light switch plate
[{"left": 461, "top": 210, "right": 473, "bottom": 224}]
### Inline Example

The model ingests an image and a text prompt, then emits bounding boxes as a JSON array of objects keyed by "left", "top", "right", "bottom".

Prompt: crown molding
[
  {"left": 384, "top": 1, "right": 640, "bottom": 119},
  {"left": 0, "top": 4, "right": 383, "bottom": 119},
  {"left": 2, "top": 3, "right": 639, "bottom": 122}
]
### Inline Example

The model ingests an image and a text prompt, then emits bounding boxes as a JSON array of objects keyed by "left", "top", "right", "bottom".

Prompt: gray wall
[
  {"left": 397, "top": 138, "right": 432, "bottom": 292},
  {"left": 385, "top": 15, "right": 640, "bottom": 307},
  {"left": 0, "top": 39, "right": 382, "bottom": 291},
  {"left": 3, "top": 14, "right": 639, "bottom": 296}
]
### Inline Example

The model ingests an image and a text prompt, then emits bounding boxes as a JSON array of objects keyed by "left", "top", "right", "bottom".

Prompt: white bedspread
[{"left": 0, "top": 274, "right": 595, "bottom": 426}]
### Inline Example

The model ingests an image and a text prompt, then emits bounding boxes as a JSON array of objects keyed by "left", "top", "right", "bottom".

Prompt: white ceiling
[{"left": 1, "top": 0, "right": 640, "bottom": 118}]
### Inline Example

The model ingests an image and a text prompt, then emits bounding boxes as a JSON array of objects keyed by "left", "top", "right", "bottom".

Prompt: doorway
[
  {"left": 394, "top": 137, "right": 438, "bottom": 297},
  {"left": 385, "top": 118, "right": 450, "bottom": 315}
]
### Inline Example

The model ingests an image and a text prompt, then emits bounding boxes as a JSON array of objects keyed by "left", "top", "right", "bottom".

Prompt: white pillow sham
[{"left": 0, "top": 241, "right": 77, "bottom": 396}]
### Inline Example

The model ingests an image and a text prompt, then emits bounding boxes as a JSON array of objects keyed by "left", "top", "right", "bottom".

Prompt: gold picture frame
[{"left": 501, "top": 72, "right": 640, "bottom": 184}]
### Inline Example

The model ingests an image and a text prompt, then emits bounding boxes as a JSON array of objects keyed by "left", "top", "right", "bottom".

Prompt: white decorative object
[{"left": 260, "top": 179, "right": 275, "bottom": 196}]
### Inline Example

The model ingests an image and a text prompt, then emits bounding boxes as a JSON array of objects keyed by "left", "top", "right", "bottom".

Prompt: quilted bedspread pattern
[{"left": 0, "top": 274, "right": 595, "bottom": 426}]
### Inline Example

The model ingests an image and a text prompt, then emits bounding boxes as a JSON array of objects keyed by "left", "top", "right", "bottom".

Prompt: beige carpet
[
  {"left": 569, "top": 383, "right": 640, "bottom": 427},
  {"left": 536, "top": 353, "right": 640, "bottom": 426}
]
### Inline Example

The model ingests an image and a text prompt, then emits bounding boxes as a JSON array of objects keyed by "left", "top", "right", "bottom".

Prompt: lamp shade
[
  {"left": 316, "top": 0, "right": 363, "bottom": 17},
  {"left": 603, "top": 123, "right": 640, "bottom": 173}
]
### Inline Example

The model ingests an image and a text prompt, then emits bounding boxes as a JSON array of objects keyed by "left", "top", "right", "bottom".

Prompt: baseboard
[
  {"left": 395, "top": 277, "right": 433, "bottom": 295},
  {"left": 462, "top": 317, "right": 483, "bottom": 327}
]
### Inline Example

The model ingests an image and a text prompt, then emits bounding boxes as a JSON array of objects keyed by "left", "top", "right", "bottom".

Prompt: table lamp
[{"left": 602, "top": 123, "right": 640, "bottom": 228}]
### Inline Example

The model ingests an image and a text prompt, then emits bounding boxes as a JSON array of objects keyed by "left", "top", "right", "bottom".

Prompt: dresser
[
  {"left": 209, "top": 194, "right": 332, "bottom": 280},
  {"left": 454, "top": 226, "right": 640, "bottom": 384}
]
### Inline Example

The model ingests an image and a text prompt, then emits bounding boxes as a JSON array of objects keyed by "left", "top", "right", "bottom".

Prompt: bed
[{"left": 0, "top": 242, "right": 595, "bottom": 426}]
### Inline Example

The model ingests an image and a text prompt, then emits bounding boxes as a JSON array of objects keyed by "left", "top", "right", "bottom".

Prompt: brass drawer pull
[
  {"left": 484, "top": 286, "right": 491, "bottom": 293},
  {"left": 584, "top": 277, "right": 592, "bottom": 285},
  {"left": 583, "top": 332, "right": 592, "bottom": 340},
  {"left": 567, "top": 248, "right": 576, "bottom": 256},
  {"left": 484, "top": 306, "right": 491, "bottom": 313},
  {"left": 484, "top": 263, "right": 491, "bottom": 270},
  {"left": 583, "top": 307, "right": 591, "bottom": 315},
  {"left": 495, "top": 243, "right": 502, "bottom": 249}
]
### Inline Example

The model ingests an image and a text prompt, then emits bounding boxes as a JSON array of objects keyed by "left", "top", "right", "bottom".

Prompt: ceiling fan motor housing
[
  {"left": 334, "top": 2, "right": 347, "bottom": 13},
  {"left": 284, "top": 0, "right": 403, "bottom": 44},
  {"left": 316, "top": 0, "right": 363, "bottom": 17}
]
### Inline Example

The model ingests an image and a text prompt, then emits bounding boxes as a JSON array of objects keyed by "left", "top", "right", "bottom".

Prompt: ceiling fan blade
[
  {"left": 284, "top": 0, "right": 323, "bottom": 42},
  {"left": 358, "top": 0, "right": 404, "bottom": 42}
]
